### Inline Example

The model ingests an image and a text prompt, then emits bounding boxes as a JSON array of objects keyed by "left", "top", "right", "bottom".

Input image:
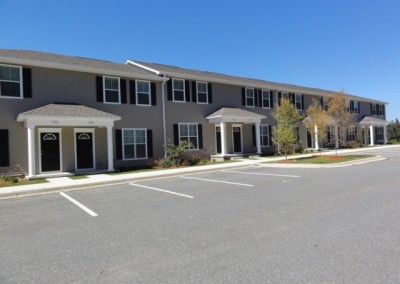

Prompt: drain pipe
[{"left": 161, "top": 75, "right": 170, "bottom": 158}]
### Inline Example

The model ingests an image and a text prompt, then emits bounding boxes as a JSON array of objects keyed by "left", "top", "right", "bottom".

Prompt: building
[{"left": 0, "top": 49, "right": 388, "bottom": 178}]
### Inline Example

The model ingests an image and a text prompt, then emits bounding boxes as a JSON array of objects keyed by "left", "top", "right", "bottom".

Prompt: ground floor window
[
  {"left": 260, "top": 124, "right": 270, "bottom": 146},
  {"left": 376, "top": 126, "right": 384, "bottom": 141},
  {"left": 179, "top": 123, "right": 198, "bottom": 149},
  {"left": 122, "top": 128, "right": 147, "bottom": 160},
  {"left": 347, "top": 126, "right": 356, "bottom": 142}
]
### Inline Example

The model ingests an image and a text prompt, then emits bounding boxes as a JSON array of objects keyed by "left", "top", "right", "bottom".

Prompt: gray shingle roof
[
  {"left": 359, "top": 116, "right": 388, "bottom": 125},
  {"left": 207, "top": 107, "right": 266, "bottom": 119},
  {"left": 0, "top": 49, "right": 162, "bottom": 80}
]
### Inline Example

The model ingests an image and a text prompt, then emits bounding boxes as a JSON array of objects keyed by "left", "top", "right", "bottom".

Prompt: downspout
[{"left": 161, "top": 75, "right": 170, "bottom": 158}]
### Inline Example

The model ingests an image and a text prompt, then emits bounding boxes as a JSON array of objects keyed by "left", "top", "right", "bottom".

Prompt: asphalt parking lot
[{"left": 1, "top": 147, "right": 400, "bottom": 283}]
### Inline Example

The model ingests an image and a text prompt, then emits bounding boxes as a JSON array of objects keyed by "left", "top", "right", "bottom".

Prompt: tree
[
  {"left": 272, "top": 98, "right": 301, "bottom": 159},
  {"left": 305, "top": 99, "right": 330, "bottom": 155},
  {"left": 388, "top": 119, "right": 400, "bottom": 142},
  {"left": 326, "top": 91, "right": 352, "bottom": 150}
]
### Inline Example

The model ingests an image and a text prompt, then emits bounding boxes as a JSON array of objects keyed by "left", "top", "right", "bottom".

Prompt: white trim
[
  {"left": 245, "top": 87, "right": 255, "bottom": 108},
  {"left": 135, "top": 80, "right": 151, "bottom": 106},
  {"left": 74, "top": 128, "right": 95, "bottom": 171},
  {"left": 38, "top": 128, "right": 62, "bottom": 174},
  {"left": 103, "top": 75, "right": 121, "bottom": 104},
  {"left": 232, "top": 124, "right": 243, "bottom": 153},
  {"left": 125, "top": 60, "right": 161, "bottom": 76},
  {"left": 178, "top": 123, "right": 199, "bottom": 150},
  {"left": 121, "top": 128, "right": 148, "bottom": 160},
  {"left": 295, "top": 93, "right": 303, "bottom": 110},
  {"left": 261, "top": 89, "right": 271, "bottom": 109},
  {"left": 172, "top": 78, "right": 186, "bottom": 103},
  {"left": 0, "top": 64, "right": 23, "bottom": 99},
  {"left": 196, "top": 81, "right": 208, "bottom": 104},
  {"left": 260, "top": 124, "right": 270, "bottom": 147}
]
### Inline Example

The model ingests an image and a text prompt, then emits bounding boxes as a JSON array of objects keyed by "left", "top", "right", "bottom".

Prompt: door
[
  {"left": 232, "top": 125, "right": 242, "bottom": 153},
  {"left": 216, "top": 127, "right": 221, "bottom": 154},
  {"left": 76, "top": 132, "right": 94, "bottom": 170},
  {"left": 40, "top": 132, "right": 60, "bottom": 172},
  {"left": 306, "top": 128, "right": 312, "bottom": 148}
]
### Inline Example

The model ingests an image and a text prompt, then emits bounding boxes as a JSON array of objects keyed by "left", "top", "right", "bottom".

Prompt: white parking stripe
[
  {"left": 180, "top": 176, "right": 254, "bottom": 187},
  {"left": 224, "top": 170, "right": 300, "bottom": 178},
  {"left": 59, "top": 192, "right": 98, "bottom": 217},
  {"left": 130, "top": 183, "right": 194, "bottom": 199}
]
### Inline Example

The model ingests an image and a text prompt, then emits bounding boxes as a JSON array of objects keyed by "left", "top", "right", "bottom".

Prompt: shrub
[{"left": 0, "top": 175, "right": 19, "bottom": 183}]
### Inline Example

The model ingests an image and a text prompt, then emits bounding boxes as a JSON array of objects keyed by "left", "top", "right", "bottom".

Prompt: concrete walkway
[{"left": 1, "top": 145, "right": 397, "bottom": 199}]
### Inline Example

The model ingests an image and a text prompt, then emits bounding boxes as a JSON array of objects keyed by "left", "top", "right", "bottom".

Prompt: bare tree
[{"left": 305, "top": 99, "right": 330, "bottom": 155}]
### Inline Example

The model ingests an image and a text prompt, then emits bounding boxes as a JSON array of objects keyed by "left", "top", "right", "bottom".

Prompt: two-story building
[{"left": 0, "top": 49, "right": 388, "bottom": 178}]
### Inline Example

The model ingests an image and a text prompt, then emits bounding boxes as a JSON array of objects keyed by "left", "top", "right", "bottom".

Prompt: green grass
[
  {"left": 276, "top": 154, "right": 373, "bottom": 164},
  {"left": 68, "top": 175, "right": 88, "bottom": 180},
  {"left": 0, "top": 179, "right": 48, "bottom": 188}
]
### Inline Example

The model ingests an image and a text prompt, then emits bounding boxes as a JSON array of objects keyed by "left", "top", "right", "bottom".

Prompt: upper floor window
[
  {"left": 136, "top": 80, "right": 151, "bottom": 106},
  {"left": 173, "top": 78, "right": 185, "bottom": 102},
  {"left": 179, "top": 123, "right": 199, "bottom": 149},
  {"left": 261, "top": 90, "right": 271, "bottom": 108},
  {"left": 103, "top": 76, "right": 120, "bottom": 104},
  {"left": 122, "top": 128, "right": 147, "bottom": 160},
  {"left": 353, "top": 101, "right": 359, "bottom": 114},
  {"left": 245, "top": 87, "right": 255, "bottom": 107},
  {"left": 281, "top": 92, "right": 289, "bottom": 100},
  {"left": 378, "top": 104, "right": 384, "bottom": 116},
  {"left": 371, "top": 104, "right": 377, "bottom": 115},
  {"left": 295, "top": 94, "right": 303, "bottom": 110},
  {"left": 196, "top": 81, "right": 208, "bottom": 104},
  {"left": 0, "top": 64, "right": 22, "bottom": 98}
]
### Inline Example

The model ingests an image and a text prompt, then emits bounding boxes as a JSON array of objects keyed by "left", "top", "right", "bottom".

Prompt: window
[
  {"left": 173, "top": 79, "right": 185, "bottom": 102},
  {"left": 353, "top": 101, "right": 359, "bottom": 114},
  {"left": 0, "top": 64, "right": 22, "bottom": 98},
  {"left": 261, "top": 90, "right": 271, "bottom": 108},
  {"left": 378, "top": 104, "right": 384, "bottom": 116},
  {"left": 245, "top": 87, "right": 255, "bottom": 107},
  {"left": 136, "top": 80, "right": 151, "bottom": 105},
  {"left": 371, "top": 104, "right": 377, "bottom": 115},
  {"left": 122, "top": 129, "right": 147, "bottom": 160},
  {"left": 196, "top": 81, "right": 208, "bottom": 104},
  {"left": 347, "top": 126, "right": 356, "bottom": 142},
  {"left": 179, "top": 123, "right": 198, "bottom": 149},
  {"left": 103, "top": 76, "right": 120, "bottom": 103},
  {"left": 260, "top": 125, "right": 270, "bottom": 146},
  {"left": 376, "top": 126, "right": 384, "bottom": 141},
  {"left": 281, "top": 92, "right": 289, "bottom": 99},
  {"left": 295, "top": 94, "right": 303, "bottom": 110}
]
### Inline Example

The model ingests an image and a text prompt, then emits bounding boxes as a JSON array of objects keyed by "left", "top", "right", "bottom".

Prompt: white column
[
  {"left": 27, "top": 125, "right": 36, "bottom": 178},
  {"left": 220, "top": 122, "right": 227, "bottom": 155},
  {"left": 364, "top": 127, "right": 367, "bottom": 145},
  {"left": 369, "top": 125, "right": 374, "bottom": 146},
  {"left": 255, "top": 122, "right": 261, "bottom": 154},
  {"left": 107, "top": 126, "right": 114, "bottom": 171},
  {"left": 383, "top": 125, "right": 388, "bottom": 144},
  {"left": 314, "top": 125, "right": 319, "bottom": 150}
]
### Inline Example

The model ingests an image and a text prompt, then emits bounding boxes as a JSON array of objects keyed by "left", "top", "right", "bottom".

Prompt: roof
[
  {"left": 128, "top": 60, "right": 387, "bottom": 104},
  {"left": 206, "top": 107, "right": 266, "bottom": 123},
  {"left": 359, "top": 116, "right": 388, "bottom": 125},
  {"left": 0, "top": 49, "right": 163, "bottom": 81}
]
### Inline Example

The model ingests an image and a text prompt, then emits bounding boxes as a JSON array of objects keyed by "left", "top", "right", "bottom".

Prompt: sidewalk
[{"left": 1, "top": 145, "right": 397, "bottom": 199}]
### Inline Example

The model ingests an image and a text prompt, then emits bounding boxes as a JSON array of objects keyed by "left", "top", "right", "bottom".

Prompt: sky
[{"left": 1, "top": 0, "right": 399, "bottom": 121}]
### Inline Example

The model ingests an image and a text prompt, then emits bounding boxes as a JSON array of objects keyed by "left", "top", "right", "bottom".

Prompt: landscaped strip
[
  {"left": 272, "top": 155, "right": 373, "bottom": 164},
  {"left": 0, "top": 179, "right": 48, "bottom": 188}
]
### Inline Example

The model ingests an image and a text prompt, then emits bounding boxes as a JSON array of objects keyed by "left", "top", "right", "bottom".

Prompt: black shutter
[
  {"left": 270, "top": 91, "right": 274, "bottom": 108},
  {"left": 173, "top": 124, "right": 179, "bottom": 146},
  {"left": 382, "top": 104, "right": 385, "bottom": 117},
  {"left": 301, "top": 94, "right": 305, "bottom": 110},
  {"left": 198, "top": 124, "right": 203, "bottom": 149},
  {"left": 22, "top": 68, "right": 32, "bottom": 98},
  {"left": 115, "top": 129, "right": 122, "bottom": 160},
  {"left": 96, "top": 76, "right": 103, "bottom": 102},
  {"left": 268, "top": 125, "right": 273, "bottom": 146},
  {"left": 242, "top": 87, "right": 246, "bottom": 106},
  {"left": 151, "top": 82, "right": 156, "bottom": 106},
  {"left": 0, "top": 129, "right": 10, "bottom": 167},
  {"left": 370, "top": 103, "right": 373, "bottom": 115},
  {"left": 290, "top": 93, "right": 295, "bottom": 104},
  {"left": 147, "top": 129, "right": 153, "bottom": 158},
  {"left": 252, "top": 125, "right": 256, "bottom": 146},
  {"left": 120, "top": 79, "right": 127, "bottom": 104},
  {"left": 350, "top": 101, "right": 354, "bottom": 113},
  {"left": 254, "top": 89, "right": 258, "bottom": 107},
  {"left": 320, "top": 97, "right": 324, "bottom": 106},
  {"left": 192, "top": 81, "right": 197, "bottom": 102},
  {"left": 259, "top": 90, "right": 263, "bottom": 107},
  {"left": 278, "top": 92, "right": 282, "bottom": 106},
  {"left": 208, "top": 83, "right": 212, "bottom": 104},
  {"left": 185, "top": 80, "right": 190, "bottom": 102},
  {"left": 167, "top": 79, "right": 172, "bottom": 100},
  {"left": 129, "top": 80, "right": 136, "bottom": 104}
]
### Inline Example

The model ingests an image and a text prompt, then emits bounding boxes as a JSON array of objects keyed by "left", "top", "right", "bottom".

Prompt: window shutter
[
  {"left": 268, "top": 125, "right": 273, "bottom": 146},
  {"left": 254, "top": 89, "right": 258, "bottom": 107},
  {"left": 370, "top": 103, "right": 373, "bottom": 115},
  {"left": 120, "top": 79, "right": 127, "bottom": 104},
  {"left": 0, "top": 129, "right": 10, "bottom": 167},
  {"left": 289, "top": 93, "right": 295, "bottom": 104},
  {"left": 242, "top": 87, "right": 246, "bottom": 106},
  {"left": 252, "top": 125, "right": 256, "bottom": 146},
  {"left": 278, "top": 92, "right": 282, "bottom": 106},
  {"left": 185, "top": 80, "right": 190, "bottom": 102},
  {"left": 96, "top": 76, "right": 103, "bottom": 102},
  {"left": 192, "top": 81, "right": 197, "bottom": 102},
  {"left": 320, "top": 97, "right": 324, "bottom": 106},
  {"left": 173, "top": 124, "right": 179, "bottom": 146},
  {"left": 382, "top": 104, "right": 385, "bottom": 116},
  {"left": 151, "top": 82, "right": 156, "bottom": 106},
  {"left": 301, "top": 94, "right": 305, "bottom": 110},
  {"left": 350, "top": 101, "right": 354, "bottom": 112},
  {"left": 258, "top": 90, "right": 262, "bottom": 107},
  {"left": 147, "top": 129, "right": 153, "bottom": 158},
  {"left": 358, "top": 103, "right": 360, "bottom": 114},
  {"left": 167, "top": 80, "right": 172, "bottom": 100},
  {"left": 208, "top": 83, "right": 212, "bottom": 103},
  {"left": 129, "top": 80, "right": 136, "bottom": 104},
  {"left": 115, "top": 129, "right": 122, "bottom": 160},
  {"left": 198, "top": 124, "right": 203, "bottom": 149},
  {"left": 22, "top": 68, "right": 32, "bottom": 98},
  {"left": 270, "top": 91, "right": 274, "bottom": 108}
]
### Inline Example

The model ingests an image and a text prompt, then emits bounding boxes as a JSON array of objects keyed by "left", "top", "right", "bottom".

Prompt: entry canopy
[
  {"left": 17, "top": 103, "right": 121, "bottom": 127},
  {"left": 359, "top": 115, "right": 388, "bottom": 126},
  {"left": 206, "top": 107, "right": 266, "bottom": 124}
]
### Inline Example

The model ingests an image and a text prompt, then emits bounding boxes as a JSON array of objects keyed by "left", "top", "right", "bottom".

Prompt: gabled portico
[{"left": 359, "top": 116, "right": 388, "bottom": 145}]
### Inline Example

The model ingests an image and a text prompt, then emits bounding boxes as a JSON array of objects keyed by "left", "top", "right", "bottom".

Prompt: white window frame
[
  {"left": 0, "top": 64, "right": 23, "bottom": 99},
  {"left": 347, "top": 126, "right": 356, "bottom": 142},
  {"left": 196, "top": 81, "right": 208, "bottom": 104},
  {"left": 38, "top": 128, "right": 63, "bottom": 173},
  {"left": 378, "top": 104, "right": 384, "bottom": 116},
  {"left": 178, "top": 123, "right": 199, "bottom": 150},
  {"left": 245, "top": 87, "right": 255, "bottom": 107},
  {"left": 353, "top": 101, "right": 359, "bottom": 114},
  {"left": 281, "top": 92, "right": 289, "bottom": 100},
  {"left": 295, "top": 93, "right": 303, "bottom": 110},
  {"left": 103, "top": 75, "right": 121, "bottom": 104},
  {"left": 376, "top": 126, "right": 384, "bottom": 140},
  {"left": 122, "top": 128, "right": 148, "bottom": 160},
  {"left": 260, "top": 124, "right": 270, "bottom": 147},
  {"left": 172, "top": 78, "right": 185, "bottom": 103},
  {"left": 371, "top": 104, "right": 377, "bottom": 115},
  {"left": 74, "top": 128, "right": 95, "bottom": 171},
  {"left": 136, "top": 80, "right": 151, "bottom": 106},
  {"left": 261, "top": 90, "right": 271, "bottom": 108}
]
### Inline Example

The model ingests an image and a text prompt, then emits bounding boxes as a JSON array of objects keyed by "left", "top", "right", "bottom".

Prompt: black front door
[
  {"left": 306, "top": 128, "right": 312, "bottom": 148},
  {"left": 41, "top": 132, "right": 60, "bottom": 172},
  {"left": 233, "top": 126, "right": 242, "bottom": 153},
  {"left": 216, "top": 127, "right": 221, "bottom": 154},
  {"left": 76, "top": 132, "right": 94, "bottom": 170}
]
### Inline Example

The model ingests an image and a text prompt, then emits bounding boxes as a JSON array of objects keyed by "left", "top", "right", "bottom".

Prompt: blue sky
[{"left": 1, "top": 0, "right": 399, "bottom": 121}]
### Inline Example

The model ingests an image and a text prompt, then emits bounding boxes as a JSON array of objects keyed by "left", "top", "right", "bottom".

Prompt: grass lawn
[
  {"left": 68, "top": 175, "right": 88, "bottom": 180},
  {"left": 0, "top": 179, "right": 48, "bottom": 188},
  {"left": 276, "top": 155, "right": 374, "bottom": 164}
]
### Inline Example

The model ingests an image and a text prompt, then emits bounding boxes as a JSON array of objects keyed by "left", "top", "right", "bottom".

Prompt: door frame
[
  {"left": 38, "top": 128, "right": 62, "bottom": 174},
  {"left": 74, "top": 128, "right": 95, "bottom": 171},
  {"left": 232, "top": 124, "right": 243, "bottom": 153}
]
